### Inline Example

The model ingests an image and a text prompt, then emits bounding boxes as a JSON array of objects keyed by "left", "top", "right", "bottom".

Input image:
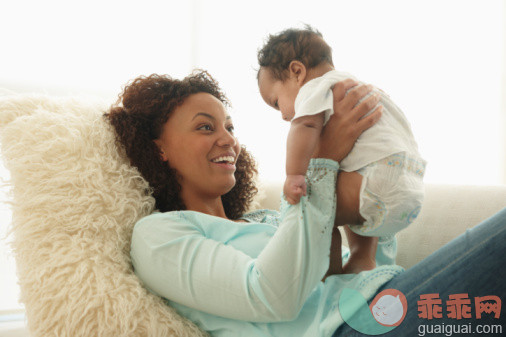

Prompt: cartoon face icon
[
  {"left": 369, "top": 289, "right": 408, "bottom": 327},
  {"left": 371, "top": 294, "right": 404, "bottom": 326}
]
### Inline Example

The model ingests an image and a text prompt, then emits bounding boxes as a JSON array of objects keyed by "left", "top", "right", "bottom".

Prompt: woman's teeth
[{"left": 211, "top": 156, "right": 235, "bottom": 164}]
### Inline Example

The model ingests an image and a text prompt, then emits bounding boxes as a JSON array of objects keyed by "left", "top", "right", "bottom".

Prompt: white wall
[
  {"left": 1, "top": 0, "right": 504, "bottom": 184},
  {"left": 0, "top": 0, "right": 505, "bottom": 312},
  {"left": 503, "top": 1, "right": 506, "bottom": 184},
  {"left": 191, "top": 0, "right": 506, "bottom": 185}
]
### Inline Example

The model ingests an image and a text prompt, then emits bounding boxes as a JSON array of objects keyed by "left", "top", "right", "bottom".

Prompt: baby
[{"left": 257, "top": 26, "right": 426, "bottom": 274}]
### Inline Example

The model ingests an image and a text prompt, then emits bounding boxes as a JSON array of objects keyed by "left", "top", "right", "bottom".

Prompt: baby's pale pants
[{"left": 348, "top": 152, "right": 427, "bottom": 237}]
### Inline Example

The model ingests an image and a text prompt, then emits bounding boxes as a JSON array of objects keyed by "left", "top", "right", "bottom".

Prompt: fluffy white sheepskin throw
[{"left": 0, "top": 92, "right": 207, "bottom": 337}]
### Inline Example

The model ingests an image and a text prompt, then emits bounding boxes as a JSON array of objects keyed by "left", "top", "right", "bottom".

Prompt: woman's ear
[
  {"left": 153, "top": 139, "right": 168, "bottom": 162},
  {"left": 288, "top": 61, "right": 307, "bottom": 86}
]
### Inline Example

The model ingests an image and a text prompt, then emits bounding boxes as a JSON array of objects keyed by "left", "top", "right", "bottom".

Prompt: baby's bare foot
[{"left": 342, "top": 254, "right": 376, "bottom": 274}]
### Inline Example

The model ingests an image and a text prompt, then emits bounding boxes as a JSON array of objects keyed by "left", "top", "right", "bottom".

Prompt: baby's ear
[{"left": 288, "top": 61, "right": 307, "bottom": 86}]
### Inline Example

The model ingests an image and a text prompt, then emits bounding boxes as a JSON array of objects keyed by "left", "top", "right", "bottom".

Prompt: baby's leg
[
  {"left": 342, "top": 226, "right": 378, "bottom": 274},
  {"left": 334, "top": 171, "right": 364, "bottom": 226},
  {"left": 335, "top": 171, "right": 378, "bottom": 274},
  {"left": 323, "top": 226, "right": 343, "bottom": 281},
  {"left": 324, "top": 169, "right": 360, "bottom": 280}
]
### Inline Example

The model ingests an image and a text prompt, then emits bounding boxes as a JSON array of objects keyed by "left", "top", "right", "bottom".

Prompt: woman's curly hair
[{"left": 104, "top": 70, "right": 258, "bottom": 219}]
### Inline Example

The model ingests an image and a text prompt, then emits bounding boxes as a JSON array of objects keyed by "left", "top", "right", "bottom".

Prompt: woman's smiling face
[{"left": 155, "top": 92, "right": 241, "bottom": 200}]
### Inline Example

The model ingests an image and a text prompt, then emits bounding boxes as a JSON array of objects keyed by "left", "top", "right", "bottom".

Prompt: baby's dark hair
[{"left": 257, "top": 25, "right": 333, "bottom": 81}]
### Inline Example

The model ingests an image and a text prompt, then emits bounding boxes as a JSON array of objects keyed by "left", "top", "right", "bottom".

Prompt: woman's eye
[
  {"left": 227, "top": 125, "right": 235, "bottom": 133},
  {"left": 198, "top": 124, "right": 212, "bottom": 131},
  {"left": 274, "top": 100, "right": 279, "bottom": 109}
]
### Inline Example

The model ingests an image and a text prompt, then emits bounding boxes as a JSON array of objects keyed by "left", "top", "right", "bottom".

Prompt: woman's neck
[{"left": 180, "top": 188, "right": 228, "bottom": 219}]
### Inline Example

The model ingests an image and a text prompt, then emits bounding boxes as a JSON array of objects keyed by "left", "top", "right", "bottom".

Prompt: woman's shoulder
[
  {"left": 134, "top": 210, "right": 204, "bottom": 232},
  {"left": 136, "top": 210, "right": 184, "bottom": 224},
  {"left": 134, "top": 209, "right": 282, "bottom": 235},
  {"left": 133, "top": 210, "right": 230, "bottom": 244},
  {"left": 135, "top": 209, "right": 268, "bottom": 229}
]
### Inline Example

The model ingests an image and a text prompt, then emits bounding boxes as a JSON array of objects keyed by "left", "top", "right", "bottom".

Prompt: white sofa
[
  {"left": 1, "top": 183, "right": 505, "bottom": 337},
  {"left": 257, "top": 182, "right": 506, "bottom": 269}
]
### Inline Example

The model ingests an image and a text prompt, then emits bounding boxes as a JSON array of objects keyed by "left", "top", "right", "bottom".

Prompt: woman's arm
[{"left": 131, "top": 159, "right": 338, "bottom": 323}]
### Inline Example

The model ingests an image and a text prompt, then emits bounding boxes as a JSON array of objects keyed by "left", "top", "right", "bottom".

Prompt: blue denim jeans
[{"left": 333, "top": 208, "right": 506, "bottom": 336}]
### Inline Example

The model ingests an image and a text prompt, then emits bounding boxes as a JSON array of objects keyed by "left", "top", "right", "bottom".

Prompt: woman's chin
[{"left": 219, "top": 177, "right": 237, "bottom": 195}]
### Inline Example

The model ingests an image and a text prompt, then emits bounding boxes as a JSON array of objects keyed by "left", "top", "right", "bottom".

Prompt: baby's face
[{"left": 258, "top": 67, "right": 300, "bottom": 122}]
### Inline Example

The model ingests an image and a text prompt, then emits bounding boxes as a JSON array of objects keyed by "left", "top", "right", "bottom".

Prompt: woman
[{"left": 106, "top": 71, "right": 505, "bottom": 336}]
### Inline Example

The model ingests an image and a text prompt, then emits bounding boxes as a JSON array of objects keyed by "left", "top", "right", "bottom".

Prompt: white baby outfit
[{"left": 294, "top": 70, "right": 427, "bottom": 236}]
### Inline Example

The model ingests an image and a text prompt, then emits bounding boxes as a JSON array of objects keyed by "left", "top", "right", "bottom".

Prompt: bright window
[{"left": 1, "top": 0, "right": 505, "bottom": 312}]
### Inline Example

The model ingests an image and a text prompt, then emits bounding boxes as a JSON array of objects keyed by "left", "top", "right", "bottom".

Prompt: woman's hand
[{"left": 314, "top": 79, "right": 383, "bottom": 162}]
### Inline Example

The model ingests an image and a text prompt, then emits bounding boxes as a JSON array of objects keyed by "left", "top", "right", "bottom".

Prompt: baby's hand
[{"left": 283, "top": 175, "right": 307, "bottom": 205}]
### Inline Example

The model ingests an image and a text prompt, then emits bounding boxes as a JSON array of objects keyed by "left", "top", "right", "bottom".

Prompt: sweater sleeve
[{"left": 130, "top": 158, "right": 338, "bottom": 322}]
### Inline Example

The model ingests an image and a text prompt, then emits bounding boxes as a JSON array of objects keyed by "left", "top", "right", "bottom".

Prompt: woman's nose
[{"left": 216, "top": 127, "right": 237, "bottom": 147}]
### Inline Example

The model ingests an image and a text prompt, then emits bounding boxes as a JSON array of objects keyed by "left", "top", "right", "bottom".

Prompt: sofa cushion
[{"left": 0, "top": 93, "right": 207, "bottom": 337}]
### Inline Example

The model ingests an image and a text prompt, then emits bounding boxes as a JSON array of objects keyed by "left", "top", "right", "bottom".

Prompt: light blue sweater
[{"left": 131, "top": 159, "right": 404, "bottom": 337}]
